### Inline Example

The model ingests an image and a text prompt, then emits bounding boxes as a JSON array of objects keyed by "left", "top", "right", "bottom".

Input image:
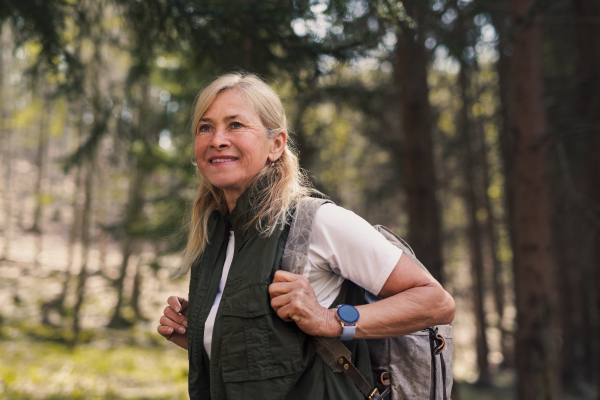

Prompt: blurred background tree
[{"left": 0, "top": 0, "right": 599, "bottom": 399}]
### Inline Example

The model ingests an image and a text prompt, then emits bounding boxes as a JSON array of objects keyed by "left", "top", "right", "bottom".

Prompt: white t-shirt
[
  {"left": 203, "top": 230, "right": 235, "bottom": 359},
  {"left": 203, "top": 203, "right": 403, "bottom": 359}
]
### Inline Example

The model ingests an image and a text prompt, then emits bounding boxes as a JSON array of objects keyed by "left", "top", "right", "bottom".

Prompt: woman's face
[{"left": 195, "top": 89, "right": 285, "bottom": 205}]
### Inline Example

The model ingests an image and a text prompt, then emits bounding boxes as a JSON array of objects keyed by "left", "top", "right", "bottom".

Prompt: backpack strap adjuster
[{"left": 368, "top": 388, "right": 381, "bottom": 400}]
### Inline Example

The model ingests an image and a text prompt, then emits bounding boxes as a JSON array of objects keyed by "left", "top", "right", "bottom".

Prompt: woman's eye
[
  {"left": 198, "top": 124, "right": 211, "bottom": 134},
  {"left": 231, "top": 121, "right": 243, "bottom": 129}
]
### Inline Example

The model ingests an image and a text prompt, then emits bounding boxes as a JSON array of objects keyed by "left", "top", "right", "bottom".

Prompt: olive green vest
[{"left": 187, "top": 187, "right": 374, "bottom": 400}]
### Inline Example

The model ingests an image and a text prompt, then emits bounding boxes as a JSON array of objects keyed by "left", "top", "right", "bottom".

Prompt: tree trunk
[
  {"left": 73, "top": 7, "right": 105, "bottom": 338},
  {"left": 71, "top": 155, "right": 95, "bottom": 346},
  {"left": 107, "top": 166, "right": 145, "bottom": 328},
  {"left": 129, "top": 253, "right": 147, "bottom": 321},
  {"left": 1, "top": 126, "right": 13, "bottom": 261},
  {"left": 491, "top": 12, "right": 516, "bottom": 370},
  {"left": 0, "top": 23, "right": 14, "bottom": 260},
  {"left": 459, "top": 65, "right": 490, "bottom": 385},
  {"left": 41, "top": 96, "right": 86, "bottom": 324},
  {"left": 30, "top": 94, "right": 51, "bottom": 235},
  {"left": 511, "top": 0, "right": 561, "bottom": 398},
  {"left": 41, "top": 165, "right": 84, "bottom": 324},
  {"left": 394, "top": 14, "right": 444, "bottom": 284},
  {"left": 477, "top": 119, "right": 508, "bottom": 371},
  {"left": 572, "top": 0, "right": 600, "bottom": 390},
  {"left": 552, "top": 145, "right": 587, "bottom": 390},
  {"left": 96, "top": 159, "right": 109, "bottom": 272}
]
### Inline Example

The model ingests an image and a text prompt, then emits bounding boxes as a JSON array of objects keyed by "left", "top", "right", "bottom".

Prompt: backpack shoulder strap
[
  {"left": 373, "top": 225, "right": 431, "bottom": 275},
  {"left": 282, "top": 197, "right": 386, "bottom": 399},
  {"left": 282, "top": 197, "right": 333, "bottom": 275}
]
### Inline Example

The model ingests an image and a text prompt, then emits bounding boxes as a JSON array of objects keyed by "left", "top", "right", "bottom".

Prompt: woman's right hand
[{"left": 157, "top": 296, "right": 189, "bottom": 350}]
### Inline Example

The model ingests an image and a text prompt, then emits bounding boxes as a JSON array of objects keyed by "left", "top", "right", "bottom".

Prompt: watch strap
[{"left": 338, "top": 324, "right": 356, "bottom": 341}]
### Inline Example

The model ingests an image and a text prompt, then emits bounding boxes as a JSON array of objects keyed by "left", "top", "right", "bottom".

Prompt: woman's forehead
[
  {"left": 202, "top": 89, "right": 262, "bottom": 122},
  {"left": 204, "top": 90, "right": 255, "bottom": 114}
]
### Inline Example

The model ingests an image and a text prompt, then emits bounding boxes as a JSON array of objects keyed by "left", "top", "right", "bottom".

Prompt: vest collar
[{"left": 225, "top": 182, "right": 261, "bottom": 237}]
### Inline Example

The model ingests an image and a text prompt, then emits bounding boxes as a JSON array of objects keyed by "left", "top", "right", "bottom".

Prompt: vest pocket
[{"left": 220, "top": 282, "right": 304, "bottom": 383}]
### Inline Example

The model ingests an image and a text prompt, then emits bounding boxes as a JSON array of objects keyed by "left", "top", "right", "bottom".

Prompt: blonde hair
[{"left": 175, "top": 73, "right": 312, "bottom": 277}]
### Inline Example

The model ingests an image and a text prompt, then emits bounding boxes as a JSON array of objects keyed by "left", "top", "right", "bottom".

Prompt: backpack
[{"left": 282, "top": 197, "right": 453, "bottom": 400}]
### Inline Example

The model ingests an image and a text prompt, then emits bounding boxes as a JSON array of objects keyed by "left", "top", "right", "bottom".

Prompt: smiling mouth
[{"left": 210, "top": 158, "right": 238, "bottom": 164}]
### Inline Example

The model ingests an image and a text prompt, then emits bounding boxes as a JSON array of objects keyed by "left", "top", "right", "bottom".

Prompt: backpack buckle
[{"left": 369, "top": 388, "right": 381, "bottom": 400}]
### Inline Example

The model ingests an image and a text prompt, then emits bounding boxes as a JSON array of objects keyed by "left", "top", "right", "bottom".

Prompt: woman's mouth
[{"left": 209, "top": 157, "right": 238, "bottom": 165}]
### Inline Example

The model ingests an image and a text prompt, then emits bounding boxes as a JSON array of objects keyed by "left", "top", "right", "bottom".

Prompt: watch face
[{"left": 338, "top": 305, "right": 360, "bottom": 324}]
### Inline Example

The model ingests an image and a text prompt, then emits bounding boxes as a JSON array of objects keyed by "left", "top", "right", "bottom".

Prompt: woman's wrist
[{"left": 322, "top": 308, "right": 344, "bottom": 338}]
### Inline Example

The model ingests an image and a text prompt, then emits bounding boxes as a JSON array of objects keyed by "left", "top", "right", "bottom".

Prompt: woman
[{"left": 157, "top": 73, "right": 455, "bottom": 400}]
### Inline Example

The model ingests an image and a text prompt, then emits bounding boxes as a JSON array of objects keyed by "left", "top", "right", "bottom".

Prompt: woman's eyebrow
[
  {"left": 200, "top": 115, "right": 247, "bottom": 123},
  {"left": 224, "top": 114, "right": 247, "bottom": 121}
]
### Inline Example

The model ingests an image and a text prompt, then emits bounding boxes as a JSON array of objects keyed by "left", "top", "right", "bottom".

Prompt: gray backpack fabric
[{"left": 282, "top": 197, "right": 453, "bottom": 400}]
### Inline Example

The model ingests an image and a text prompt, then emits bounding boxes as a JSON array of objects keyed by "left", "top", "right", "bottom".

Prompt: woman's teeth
[{"left": 211, "top": 158, "right": 237, "bottom": 163}]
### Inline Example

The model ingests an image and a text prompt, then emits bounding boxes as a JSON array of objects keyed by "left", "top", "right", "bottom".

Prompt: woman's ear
[{"left": 268, "top": 131, "right": 287, "bottom": 162}]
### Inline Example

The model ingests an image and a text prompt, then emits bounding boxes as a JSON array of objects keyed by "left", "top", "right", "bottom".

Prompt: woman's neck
[{"left": 223, "top": 186, "right": 248, "bottom": 213}]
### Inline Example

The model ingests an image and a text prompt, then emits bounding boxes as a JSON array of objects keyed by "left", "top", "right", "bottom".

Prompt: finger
[
  {"left": 270, "top": 291, "right": 290, "bottom": 313},
  {"left": 157, "top": 324, "right": 175, "bottom": 338},
  {"left": 177, "top": 297, "right": 189, "bottom": 312},
  {"left": 273, "top": 270, "right": 304, "bottom": 283},
  {"left": 160, "top": 315, "right": 187, "bottom": 334},
  {"left": 269, "top": 281, "right": 295, "bottom": 298},
  {"left": 275, "top": 304, "right": 294, "bottom": 322},
  {"left": 167, "top": 296, "right": 185, "bottom": 313},
  {"left": 164, "top": 306, "right": 188, "bottom": 327},
  {"left": 276, "top": 302, "right": 305, "bottom": 323},
  {"left": 166, "top": 297, "right": 189, "bottom": 325}
]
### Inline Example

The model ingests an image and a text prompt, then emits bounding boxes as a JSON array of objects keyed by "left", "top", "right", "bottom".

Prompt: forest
[{"left": 0, "top": 0, "right": 599, "bottom": 399}]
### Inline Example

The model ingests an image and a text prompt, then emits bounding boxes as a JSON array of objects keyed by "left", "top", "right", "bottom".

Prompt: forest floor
[
  {"left": 0, "top": 326, "right": 189, "bottom": 400},
  {"left": 1, "top": 321, "right": 594, "bottom": 400}
]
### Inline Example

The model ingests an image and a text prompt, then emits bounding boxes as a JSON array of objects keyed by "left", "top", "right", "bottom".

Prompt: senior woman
[{"left": 157, "top": 73, "right": 455, "bottom": 400}]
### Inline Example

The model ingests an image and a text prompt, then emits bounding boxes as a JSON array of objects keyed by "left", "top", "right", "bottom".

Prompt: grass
[
  {"left": 0, "top": 324, "right": 189, "bottom": 400},
  {"left": 0, "top": 322, "right": 594, "bottom": 400}
]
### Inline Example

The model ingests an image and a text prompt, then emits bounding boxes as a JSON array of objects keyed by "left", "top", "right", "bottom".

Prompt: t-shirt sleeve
[{"left": 307, "top": 203, "right": 403, "bottom": 296}]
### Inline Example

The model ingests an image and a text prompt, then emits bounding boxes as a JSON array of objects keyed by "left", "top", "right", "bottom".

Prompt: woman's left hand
[{"left": 269, "top": 270, "right": 340, "bottom": 337}]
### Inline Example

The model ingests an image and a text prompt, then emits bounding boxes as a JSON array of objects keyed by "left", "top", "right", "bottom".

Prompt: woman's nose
[{"left": 210, "top": 128, "right": 230, "bottom": 149}]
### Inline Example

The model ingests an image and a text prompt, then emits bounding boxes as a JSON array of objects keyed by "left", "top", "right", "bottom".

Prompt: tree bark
[
  {"left": 41, "top": 97, "right": 86, "bottom": 324},
  {"left": 129, "top": 253, "right": 147, "bottom": 321},
  {"left": 394, "top": 10, "right": 444, "bottom": 284},
  {"left": 511, "top": 0, "right": 561, "bottom": 398},
  {"left": 30, "top": 92, "right": 51, "bottom": 235},
  {"left": 552, "top": 146, "right": 586, "bottom": 389},
  {"left": 71, "top": 154, "right": 95, "bottom": 346},
  {"left": 474, "top": 114, "right": 509, "bottom": 372},
  {"left": 490, "top": 10, "right": 517, "bottom": 370},
  {"left": 459, "top": 65, "right": 491, "bottom": 385},
  {"left": 41, "top": 165, "right": 83, "bottom": 324},
  {"left": 96, "top": 158, "right": 109, "bottom": 272},
  {"left": 107, "top": 166, "right": 145, "bottom": 328},
  {"left": 1, "top": 124, "right": 13, "bottom": 261},
  {"left": 108, "top": 76, "right": 150, "bottom": 328},
  {"left": 0, "top": 23, "right": 14, "bottom": 260},
  {"left": 572, "top": 0, "right": 600, "bottom": 390}
]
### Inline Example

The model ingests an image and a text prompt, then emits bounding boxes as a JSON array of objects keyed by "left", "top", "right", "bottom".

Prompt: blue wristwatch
[{"left": 336, "top": 304, "right": 360, "bottom": 341}]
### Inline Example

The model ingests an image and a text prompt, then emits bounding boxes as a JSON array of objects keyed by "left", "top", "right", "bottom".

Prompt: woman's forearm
[{"left": 321, "top": 283, "right": 455, "bottom": 339}]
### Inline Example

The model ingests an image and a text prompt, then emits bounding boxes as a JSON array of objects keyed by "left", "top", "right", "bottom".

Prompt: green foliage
[
  {"left": 0, "top": 0, "right": 70, "bottom": 73},
  {"left": 0, "top": 335, "right": 188, "bottom": 399}
]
